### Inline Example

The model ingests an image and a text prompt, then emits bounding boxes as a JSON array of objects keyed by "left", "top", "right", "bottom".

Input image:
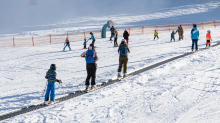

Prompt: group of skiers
[{"left": 45, "top": 24, "right": 212, "bottom": 105}]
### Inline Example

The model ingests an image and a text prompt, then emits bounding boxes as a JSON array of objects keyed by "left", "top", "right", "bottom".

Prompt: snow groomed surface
[{"left": 1, "top": 42, "right": 219, "bottom": 121}]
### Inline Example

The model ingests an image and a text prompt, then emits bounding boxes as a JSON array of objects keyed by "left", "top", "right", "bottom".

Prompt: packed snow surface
[{"left": 1, "top": 28, "right": 220, "bottom": 122}]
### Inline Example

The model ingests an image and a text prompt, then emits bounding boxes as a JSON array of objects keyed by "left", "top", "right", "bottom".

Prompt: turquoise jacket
[{"left": 191, "top": 27, "right": 199, "bottom": 39}]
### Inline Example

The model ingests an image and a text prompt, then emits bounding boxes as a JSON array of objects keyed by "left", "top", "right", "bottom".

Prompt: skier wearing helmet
[
  {"left": 63, "top": 37, "right": 71, "bottom": 51},
  {"left": 206, "top": 30, "right": 212, "bottom": 47},
  {"left": 118, "top": 39, "right": 130, "bottom": 78},
  {"left": 154, "top": 30, "right": 159, "bottom": 40}
]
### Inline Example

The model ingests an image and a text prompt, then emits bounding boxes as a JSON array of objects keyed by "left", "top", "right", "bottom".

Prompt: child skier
[
  {"left": 170, "top": 30, "right": 176, "bottom": 42},
  {"left": 154, "top": 30, "right": 159, "bottom": 40},
  {"left": 114, "top": 30, "right": 118, "bottom": 47},
  {"left": 81, "top": 44, "right": 99, "bottom": 90},
  {"left": 63, "top": 37, "right": 71, "bottom": 51},
  {"left": 89, "top": 32, "right": 96, "bottom": 46},
  {"left": 44, "top": 64, "right": 62, "bottom": 105},
  {"left": 118, "top": 39, "right": 130, "bottom": 78},
  {"left": 206, "top": 30, "right": 212, "bottom": 47}
]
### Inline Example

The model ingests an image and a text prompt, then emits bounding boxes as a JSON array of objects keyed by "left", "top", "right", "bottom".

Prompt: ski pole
[
  {"left": 42, "top": 80, "right": 48, "bottom": 97},
  {"left": 61, "top": 82, "right": 67, "bottom": 100}
]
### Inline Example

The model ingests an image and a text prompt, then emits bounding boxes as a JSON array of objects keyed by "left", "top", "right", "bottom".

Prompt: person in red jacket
[
  {"left": 63, "top": 37, "right": 71, "bottom": 51},
  {"left": 206, "top": 30, "right": 212, "bottom": 47}
]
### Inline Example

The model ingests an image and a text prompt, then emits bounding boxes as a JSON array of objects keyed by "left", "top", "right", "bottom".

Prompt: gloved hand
[
  {"left": 56, "top": 79, "right": 62, "bottom": 84},
  {"left": 89, "top": 38, "right": 91, "bottom": 40}
]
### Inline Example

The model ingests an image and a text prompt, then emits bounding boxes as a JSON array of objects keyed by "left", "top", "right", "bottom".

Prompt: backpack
[
  {"left": 120, "top": 46, "right": 127, "bottom": 56},
  {"left": 85, "top": 50, "right": 94, "bottom": 63}
]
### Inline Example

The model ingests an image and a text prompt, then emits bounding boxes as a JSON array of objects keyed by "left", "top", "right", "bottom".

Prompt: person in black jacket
[
  {"left": 110, "top": 26, "right": 115, "bottom": 41},
  {"left": 123, "top": 29, "right": 129, "bottom": 47}
]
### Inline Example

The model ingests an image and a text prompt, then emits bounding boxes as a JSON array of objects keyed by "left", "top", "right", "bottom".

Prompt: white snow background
[{"left": 1, "top": 0, "right": 220, "bottom": 123}]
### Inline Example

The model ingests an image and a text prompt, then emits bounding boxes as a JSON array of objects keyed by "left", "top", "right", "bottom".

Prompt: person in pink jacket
[{"left": 81, "top": 44, "right": 98, "bottom": 90}]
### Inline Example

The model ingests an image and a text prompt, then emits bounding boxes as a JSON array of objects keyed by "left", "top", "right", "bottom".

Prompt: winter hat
[
  {"left": 121, "top": 39, "right": 125, "bottom": 43},
  {"left": 90, "top": 32, "right": 93, "bottom": 35},
  {"left": 193, "top": 24, "right": 197, "bottom": 27},
  {"left": 66, "top": 37, "right": 68, "bottom": 39},
  {"left": 207, "top": 30, "right": 211, "bottom": 33},
  {"left": 50, "top": 64, "right": 56, "bottom": 70}
]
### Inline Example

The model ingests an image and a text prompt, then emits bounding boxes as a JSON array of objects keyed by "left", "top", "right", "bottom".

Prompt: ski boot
[
  {"left": 118, "top": 72, "right": 122, "bottom": 78},
  {"left": 123, "top": 73, "right": 128, "bottom": 78},
  {"left": 85, "top": 85, "right": 89, "bottom": 90},
  {"left": 91, "top": 85, "right": 96, "bottom": 90}
]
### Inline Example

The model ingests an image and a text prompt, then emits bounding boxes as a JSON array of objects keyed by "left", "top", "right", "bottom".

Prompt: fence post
[
  {"left": 129, "top": 27, "right": 130, "bottom": 35},
  {"left": 49, "top": 34, "right": 51, "bottom": 44},
  {"left": 67, "top": 33, "right": 69, "bottom": 38},
  {"left": 84, "top": 31, "right": 86, "bottom": 39},
  {"left": 156, "top": 25, "right": 158, "bottom": 31},
  {"left": 214, "top": 20, "right": 216, "bottom": 28},
  {"left": 142, "top": 26, "right": 144, "bottom": 35},
  {"left": 32, "top": 37, "right": 34, "bottom": 46},
  {"left": 202, "top": 22, "right": 204, "bottom": 29},
  {"left": 13, "top": 37, "right": 15, "bottom": 47},
  {"left": 169, "top": 24, "right": 170, "bottom": 32}
]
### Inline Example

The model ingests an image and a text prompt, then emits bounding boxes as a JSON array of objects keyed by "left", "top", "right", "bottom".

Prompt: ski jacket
[
  {"left": 191, "top": 27, "right": 199, "bottom": 39},
  {"left": 65, "top": 39, "right": 70, "bottom": 45},
  {"left": 206, "top": 33, "right": 212, "bottom": 40},
  {"left": 154, "top": 31, "right": 158, "bottom": 36},
  {"left": 45, "top": 69, "right": 57, "bottom": 82},
  {"left": 81, "top": 48, "right": 98, "bottom": 63},
  {"left": 91, "top": 34, "right": 95, "bottom": 41},
  {"left": 171, "top": 31, "right": 176, "bottom": 38},
  {"left": 118, "top": 43, "right": 130, "bottom": 57},
  {"left": 176, "top": 27, "right": 184, "bottom": 34},
  {"left": 110, "top": 27, "right": 115, "bottom": 34},
  {"left": 123, "top": 30, "right": 129, "bottom": 39}
]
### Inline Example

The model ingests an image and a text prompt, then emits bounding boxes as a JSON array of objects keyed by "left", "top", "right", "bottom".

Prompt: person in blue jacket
[
  {"left": 191, "top": 24, "right": 199, "bottom": 52},
  {"left": 89, "top": 32, "right": 96, "bottom": 46},
  {"left": 44, "top": 64, "right": 61, "bottom": 105}
]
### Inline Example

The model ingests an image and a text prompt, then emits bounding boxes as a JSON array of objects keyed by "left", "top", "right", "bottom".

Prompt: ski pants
[
  {"left": 110, "top": 33, "right": 114, "bottom": 40},
  {"left": 154, "top": 35, "right": 159, "bottom": 40},
  {"left": 170, "top": 37, "right": 175, "bottom": 42},
  {"left": 45, "top": 82, "right": 55, "bottom": 101},
  {"left": 86, "top": 63, "right": 97, "bottom": 85},
  {"left": 92, "top": 40, "right": 96, "bottom": 45},
  {"left": 179, "top": 33, "right": 183, "bottom": 40},
  {"left": 118, "top": 56, "right": 128, "bottom": 73},
  {"left": 63, "top": 44, "right": 71, "bottom": 50},
  {"left": 192, "top": 39, "right": 198, "bottom": 50},
  {"left": 114, "top": 38, "right": 118, "bottom": 46},
  {"left": 206, "top": 40, "right": 211, "bottom": 46}
]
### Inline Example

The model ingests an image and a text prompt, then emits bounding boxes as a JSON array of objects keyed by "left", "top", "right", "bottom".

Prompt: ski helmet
[
  {"left": 50, "top": 64, "right": 56, "bottom": 70},
  {"left": 125, "top": 29, "right": 127, "bottom": 31},
  {"left": 121, "top": 39, "right": 125, "bottom": 43},
  {"left": 207, "top": 30, "right": 211, "bottom": 33},
  {"left": 193, "top": 24, "right": 197, "bottom": 27}
]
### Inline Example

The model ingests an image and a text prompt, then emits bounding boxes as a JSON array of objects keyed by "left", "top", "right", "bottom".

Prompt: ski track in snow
[{"left": 1, "top": 28, "right": 220, "bottom": 122}]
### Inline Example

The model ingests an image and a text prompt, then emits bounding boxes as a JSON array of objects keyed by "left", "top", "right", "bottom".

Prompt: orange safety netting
[{"left": 0, "top": 20, "right": 219, "bottom": 49}]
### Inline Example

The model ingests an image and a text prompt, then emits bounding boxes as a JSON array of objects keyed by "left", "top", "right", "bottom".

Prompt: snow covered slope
[
  {"left": 1, "top": 28, "right": 220, "bottom": 122},
  {"left": 0, "top": 0, "right": 220, "bottom": 38}
]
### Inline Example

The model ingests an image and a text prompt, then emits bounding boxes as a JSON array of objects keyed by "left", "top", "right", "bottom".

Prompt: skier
[
  {"left": 170, "top": 30, "right": 176, "bottom": 42},
  {"left": 176, "top": 25, "right": 184, "bottom": 41},
  {"left": 123, "top": 29, "right": 129, "bottom": 47},
  {"left": 110, "top": 26, "right": 115, "bottom": 41},
  {"left": 118, "top": 39, "right": 130, "bottom": 78},
  {"left": 63, "top": 37, "right": 71, "bottom": 51},
  {"left": 191, "top": 24, "right": 199, "bottom": 52},
  {"left": 81, "top": 44, "right": 99, "bottom": 90},
  {"left": 89, "top": 32, "right": 96, "bottom": 46},
  {"left": 206, "top": 30, "right": 212, "bottom": 47},
  {"left": 114, "top": 30, "right": 118, "bottom": 47},
  {"left": 83, "top": 39, "right": 87, "bottom": 49},
  {"left": 44, "top": 64, "right": 62, "bottom": 105},
  {"left": 154, "top": 30, "right": 159, "bottom": 40}
]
